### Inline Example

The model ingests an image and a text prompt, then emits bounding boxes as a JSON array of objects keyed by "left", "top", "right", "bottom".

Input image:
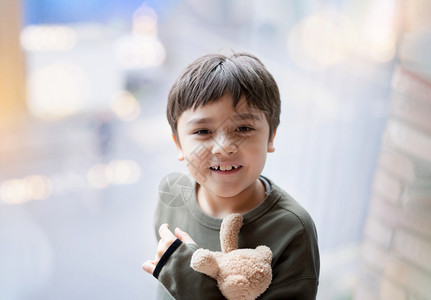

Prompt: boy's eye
[
  {"left": 194, "top": 129, "right": 211, "bottom": 135},
  {"left": 236, "top": 126, "right": 254, "bottom": 133}
]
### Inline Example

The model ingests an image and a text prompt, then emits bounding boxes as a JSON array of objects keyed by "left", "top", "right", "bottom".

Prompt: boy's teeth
[{"left": 211, "top": 165, "right": 238, "bottom": 171}]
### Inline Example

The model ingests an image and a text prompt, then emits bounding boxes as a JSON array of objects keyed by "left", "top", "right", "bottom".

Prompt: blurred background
[{"left": 1, "top": 0, "right": 430, "bottom": 299}]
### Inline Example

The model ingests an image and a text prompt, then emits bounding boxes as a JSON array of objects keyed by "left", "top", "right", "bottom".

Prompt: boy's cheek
[
  {"left": 184, "top": 158, "right": 209, "bottom": 183},
  {"left": 182, "top": 147, "right": 212, "bottom": 182}
]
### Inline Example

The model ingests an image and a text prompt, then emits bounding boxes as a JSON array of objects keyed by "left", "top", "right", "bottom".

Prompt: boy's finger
[
  {"left": 142, "top": 260, "right": 156, "bottom": 274},
  {"left": 175, "top": 227, "right": 197, "bottom": 246},
  {"left": 158, "top": 223, "right": 176, "bottom": 240}
]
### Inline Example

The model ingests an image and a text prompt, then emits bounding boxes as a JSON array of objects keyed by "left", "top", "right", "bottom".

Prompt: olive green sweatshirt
[{"left": 152, "top": 173, "right": 319, "bottom": 299}]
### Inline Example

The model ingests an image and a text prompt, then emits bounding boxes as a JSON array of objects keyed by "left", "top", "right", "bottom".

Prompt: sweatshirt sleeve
[
  {"left": 155, "top": 241, "right": 225, "bottom": 299},
  {"left": 258, "top": 215, "right": 320, "bottom": 299}
]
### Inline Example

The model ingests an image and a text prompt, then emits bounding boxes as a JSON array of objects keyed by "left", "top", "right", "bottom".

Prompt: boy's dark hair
[{"left": 167, "top": 52, "right": 281, "bottom": 141}]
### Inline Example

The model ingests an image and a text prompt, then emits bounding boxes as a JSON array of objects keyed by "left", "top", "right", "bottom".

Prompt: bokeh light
[
  {"left": 360, "top": 0, "right": 397, "bottom": 63},
  {"left": 287, "top": 9, "right": 356, "bottom": 70},
  {"left": 25, "top": 175, "right": 53, "bottom": 200},
  {"left": 106, "top": 159, "right": 141, "bottom": 185},
  {"left": 115, "top": 35, "right": 166, "bottom": 69},
  {"left": 87, "top": 164, "right": 111, "bottom": 190},
  {"left": 0, "top": 175, "right": 52, "bottom": 205},
  {"left": 20, "top": 25, "right": 76, "bottom": 52},
  {"left": 132, "top": 4, "right": 158, "bottom": 37},
  {"left": 27, "top": 62, "right": 91, "bottom": 119},
  {"left": 110, "top": 90, "right": 141, "bottom": 121},
  {"left": 287, "top": 4, "right": 397, "bottom": 69},
  {"left": 87, "top": 160, "right": 141, "bottom": 189}
]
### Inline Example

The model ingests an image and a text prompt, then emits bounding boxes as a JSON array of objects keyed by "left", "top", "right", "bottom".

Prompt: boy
[{"left": 143, "top": 52, "right": 320, "bottom": 299}]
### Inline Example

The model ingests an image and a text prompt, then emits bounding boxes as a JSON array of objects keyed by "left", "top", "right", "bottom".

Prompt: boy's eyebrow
[
  {"left": 186, "top": 117, "right": 214, "bottom": 126},
  {"left": 186, "top": 114, "right": 261, "bottom": 127},
  {"left": 232, "top": 113, "right": 261, "bottom": 121}
]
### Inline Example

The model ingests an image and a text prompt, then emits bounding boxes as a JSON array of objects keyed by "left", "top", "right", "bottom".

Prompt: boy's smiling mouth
[{"left": 209, "top": 164, "right": 242, "bottom": 172}]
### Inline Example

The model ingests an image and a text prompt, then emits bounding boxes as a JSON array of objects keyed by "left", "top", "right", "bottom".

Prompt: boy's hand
[{"left": 142, "top": 224, "right": 196, "bottom": 274}]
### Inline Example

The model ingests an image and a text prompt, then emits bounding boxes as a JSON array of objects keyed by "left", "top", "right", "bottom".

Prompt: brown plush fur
[{"left": 191, "top": 214, "right": 272, "bottom": 300}]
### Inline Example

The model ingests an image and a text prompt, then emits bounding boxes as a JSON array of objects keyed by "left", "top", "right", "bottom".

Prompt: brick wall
[{"left": 355, "top": 2, "right": 431, "bottom": 297}]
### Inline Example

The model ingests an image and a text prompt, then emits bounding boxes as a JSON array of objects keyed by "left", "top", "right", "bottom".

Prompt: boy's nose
[{"left": 211, "top": 133, "right": 237, "bottom": 155}]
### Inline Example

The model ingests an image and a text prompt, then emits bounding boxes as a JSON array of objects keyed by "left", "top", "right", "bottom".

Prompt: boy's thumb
[{"left": 175, "top": 227, "right": 197, "bottom": 246}]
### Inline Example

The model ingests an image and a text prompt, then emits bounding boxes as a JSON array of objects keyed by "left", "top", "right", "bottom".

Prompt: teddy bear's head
[{"left": 190, "top": 214, "right": 272, "bottom": 300}]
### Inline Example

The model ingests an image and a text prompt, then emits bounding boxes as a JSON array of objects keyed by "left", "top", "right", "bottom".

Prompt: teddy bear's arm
[
  {"left": 190, "top": 249, "right": 220, "bottom": 279},
  {"left": 256, "top": 245, "right": 272, "bottom": 264}
]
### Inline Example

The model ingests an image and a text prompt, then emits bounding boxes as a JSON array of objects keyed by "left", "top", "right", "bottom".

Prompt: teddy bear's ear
[
  {"left": 256, "top": 245, "right": 273, "bottom": 264},
  {"left": 190, "top": 249, "right": 220, "bottom": 279}
]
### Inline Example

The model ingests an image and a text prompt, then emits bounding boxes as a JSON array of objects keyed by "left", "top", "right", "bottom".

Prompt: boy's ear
[
  {"left": 267, "top": 130, "right": 276, "bottom": 153},
  {"left": 172, "top": 134, "right": 184, "bottom": 161}
]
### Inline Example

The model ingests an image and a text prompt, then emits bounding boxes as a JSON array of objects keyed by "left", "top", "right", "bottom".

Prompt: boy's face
[{"left": 174, "top": 95, "right": 275, "bottom": 199}]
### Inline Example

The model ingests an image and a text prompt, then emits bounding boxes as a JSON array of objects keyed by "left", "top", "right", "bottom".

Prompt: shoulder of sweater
[{"left": 264, "top": 177, "right": 316, "bottom": 229}]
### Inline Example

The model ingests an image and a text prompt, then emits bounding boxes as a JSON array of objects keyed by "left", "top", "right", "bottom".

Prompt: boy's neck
[{"left": 196, "top": 178, "right": 266, "bottom": 219}]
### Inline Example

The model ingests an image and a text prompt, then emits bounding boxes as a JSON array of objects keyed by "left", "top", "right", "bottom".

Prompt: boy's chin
[{"left": 200, "top": 183, "right": 243, "bottom": 199}]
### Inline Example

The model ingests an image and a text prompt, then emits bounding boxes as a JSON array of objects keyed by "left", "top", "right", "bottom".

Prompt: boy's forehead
[
  {"left": 182, "top": 98, "right": 261, "bottom": 120},
  {"left": 193, "top": 96, "right": 260, "bottom": 114}
]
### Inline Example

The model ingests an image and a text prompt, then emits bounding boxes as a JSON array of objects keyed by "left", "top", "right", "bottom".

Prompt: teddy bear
[{"left": 190, "top": 213, "right": 272, "bottom": 300}]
